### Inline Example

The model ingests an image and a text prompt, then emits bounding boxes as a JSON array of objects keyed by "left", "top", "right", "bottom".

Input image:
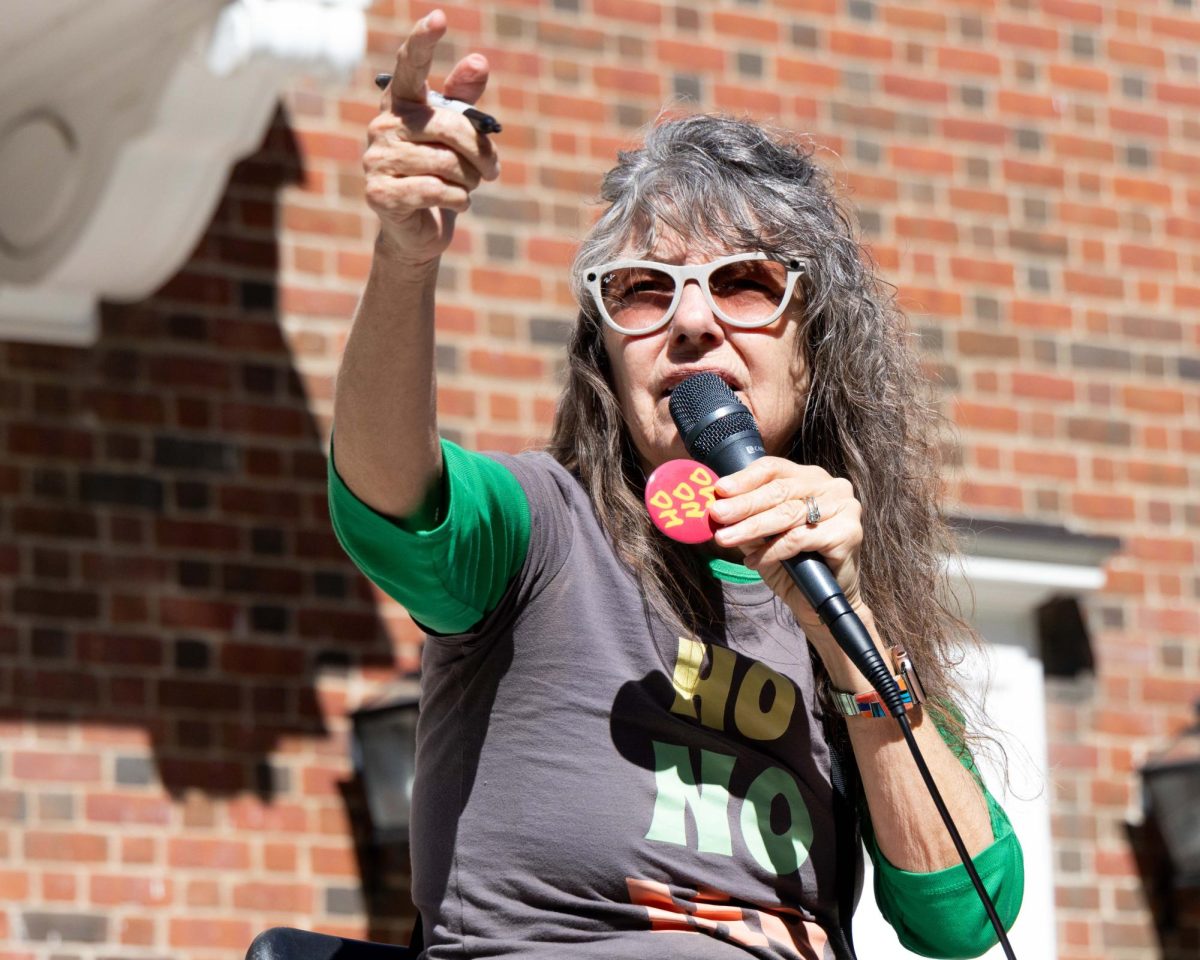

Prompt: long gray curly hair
[{"left": 548, "top": 114, "right": 981, "bottom": 745}]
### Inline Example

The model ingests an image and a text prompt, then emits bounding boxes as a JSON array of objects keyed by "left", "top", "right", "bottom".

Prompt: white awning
[{"left": 0, "top": 0, "right": 369, "bottom": 344}]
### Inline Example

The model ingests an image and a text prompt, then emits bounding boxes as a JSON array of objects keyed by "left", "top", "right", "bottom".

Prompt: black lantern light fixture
[
  {"left": 351, "top": 678, "right": 421, "bottom": 847},
  {"left": 1140, "top": 699, "right": 1200, "bottom": 890}
]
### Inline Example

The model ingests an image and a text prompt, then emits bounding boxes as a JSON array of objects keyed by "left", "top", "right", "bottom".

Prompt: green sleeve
[
  {"left": 863, "top": 721, "right": 1025, "bottom": 959},
  {"left": 327, "top": 438, "right": 531, "bottom": 634}
]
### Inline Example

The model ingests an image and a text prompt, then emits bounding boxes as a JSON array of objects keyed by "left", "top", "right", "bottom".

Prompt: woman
[{"left": 330, "top": 11, "right": 1023, "bottom": 959}]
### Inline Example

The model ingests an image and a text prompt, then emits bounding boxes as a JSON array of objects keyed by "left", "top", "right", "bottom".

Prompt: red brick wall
[
  {"left": 2, "top": 1, "right": 1199, "bottom": 958},
  {"left": 0, "top": 119, "right": 415, "bottom": 952}
]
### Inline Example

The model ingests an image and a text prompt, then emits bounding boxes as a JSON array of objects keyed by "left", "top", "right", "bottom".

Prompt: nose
[{"left": 668, "top": 279, "right": 724, "bottom": 345}]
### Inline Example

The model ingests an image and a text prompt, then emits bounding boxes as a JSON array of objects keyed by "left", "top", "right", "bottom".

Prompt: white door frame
[{"left": 851, "top": 540, "right": 1114, "bottom": 960}]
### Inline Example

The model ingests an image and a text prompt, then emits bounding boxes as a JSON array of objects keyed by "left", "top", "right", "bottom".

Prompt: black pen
[{"left": 374, "top": 73, "right": 502, "bottom": 135}]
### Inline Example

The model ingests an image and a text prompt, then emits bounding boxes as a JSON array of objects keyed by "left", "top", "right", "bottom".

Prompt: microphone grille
[
  {"left": 669, "top": 372, "right": 738, "bottom": 434},
  {"left": 692, "top": 409, "right": 759, "bottom": 459},
  {"left": 668, "top": 372, "right": 760, "bottom": 460}
]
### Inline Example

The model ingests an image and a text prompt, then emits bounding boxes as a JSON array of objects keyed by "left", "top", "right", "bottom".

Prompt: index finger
[{"left": 388, "top": 10, "right": 448, "bottom": 107}]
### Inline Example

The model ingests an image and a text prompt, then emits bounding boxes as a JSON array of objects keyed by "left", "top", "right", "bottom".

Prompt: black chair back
[{"left": 246, "top": 927, "right": 418, "bottom": 960}]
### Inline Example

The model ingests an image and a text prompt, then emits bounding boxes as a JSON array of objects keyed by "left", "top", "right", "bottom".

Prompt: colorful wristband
[{"left": 831, "top": 646, "right": 927, "bottom": 719}]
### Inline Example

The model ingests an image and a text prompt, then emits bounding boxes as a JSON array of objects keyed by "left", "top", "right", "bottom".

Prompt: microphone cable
[{"left": 891, "top": 707, "right": 1017, "bottom": 960}]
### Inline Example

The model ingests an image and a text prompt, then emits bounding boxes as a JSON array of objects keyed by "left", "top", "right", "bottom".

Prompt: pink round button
[{"left": 644, "top": 459, "right": 720, "bottom": 544}]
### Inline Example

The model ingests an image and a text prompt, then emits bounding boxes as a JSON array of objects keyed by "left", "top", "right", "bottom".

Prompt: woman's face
[{"left": 601, "top": 238, "right": 809, "bottom": 474}]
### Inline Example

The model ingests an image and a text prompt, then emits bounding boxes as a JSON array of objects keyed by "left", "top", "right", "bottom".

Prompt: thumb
[{"left": 442, "top": 53, "right": 489, "bottom": 105}]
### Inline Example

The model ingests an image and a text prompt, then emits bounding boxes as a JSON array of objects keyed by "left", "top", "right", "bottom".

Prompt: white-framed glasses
[{"left": 583, "top": 251, "right": 807, "bottom": 336}]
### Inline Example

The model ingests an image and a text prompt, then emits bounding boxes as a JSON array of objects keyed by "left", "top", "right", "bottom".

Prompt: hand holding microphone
[{"left": 664, "top": 373, "right": 906, "bottom": 716}]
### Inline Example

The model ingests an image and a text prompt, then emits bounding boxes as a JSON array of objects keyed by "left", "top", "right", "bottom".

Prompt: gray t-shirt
[{"left": 412, "top": 452, "right": 851, "bottom": 959}]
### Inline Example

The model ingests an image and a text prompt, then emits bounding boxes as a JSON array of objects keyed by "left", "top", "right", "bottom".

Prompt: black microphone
[{"left": 669, "top": 372, "right": 905, "bottom": 717}]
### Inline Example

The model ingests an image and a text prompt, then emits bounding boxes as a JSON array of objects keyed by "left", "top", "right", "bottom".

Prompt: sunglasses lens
[
  {"left": 600, "top": 266, "right": 676, "bottom": 331},
  {"left": 708, "top": 259, "right": 790, "bottom": 325}
]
